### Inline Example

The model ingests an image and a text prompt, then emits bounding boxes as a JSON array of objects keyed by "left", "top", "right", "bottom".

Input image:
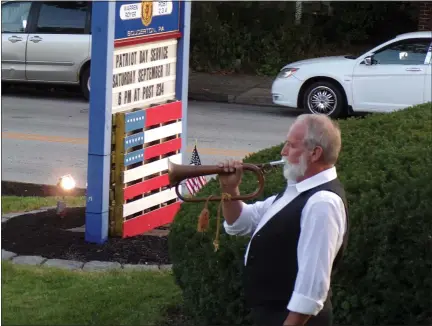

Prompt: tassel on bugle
[
  {"left": 197, "top": 196, "right": 213, "bottom": 232},
  {"left": 197, "top": 193, "right": 232, "bottom": 252}
]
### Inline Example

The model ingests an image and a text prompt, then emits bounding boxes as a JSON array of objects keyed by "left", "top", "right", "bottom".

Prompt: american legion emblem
[{"left": 141, "top": 1, "right": 153, "bottom": 26}]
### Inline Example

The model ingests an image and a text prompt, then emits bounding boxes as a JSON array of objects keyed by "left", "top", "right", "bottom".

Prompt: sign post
[{"left": 85, "top": 1, "right": 191, "bottom": 244}]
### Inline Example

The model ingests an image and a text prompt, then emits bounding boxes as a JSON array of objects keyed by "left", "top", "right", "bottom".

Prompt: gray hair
[{"left": 294, "top": 114, "right": 342, "bottom": 165}]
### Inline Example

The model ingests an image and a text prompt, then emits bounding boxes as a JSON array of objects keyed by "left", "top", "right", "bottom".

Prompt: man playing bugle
[{"left": 218, "top": 114, "right": 349, "bottom": 326}]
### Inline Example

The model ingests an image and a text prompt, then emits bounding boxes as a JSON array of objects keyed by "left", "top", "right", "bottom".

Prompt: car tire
[
  {"left": 80, "top": 66, "right": 90, "bottom": 101},
  {"left": 1, "top": 81, "right": 10, "bottom": 90},
  {"left": 303, "top": 81, "right": 346, "bottom": 119}
]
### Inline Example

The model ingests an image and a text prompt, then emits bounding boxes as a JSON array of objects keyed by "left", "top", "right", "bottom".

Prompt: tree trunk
[{"left": 295, "top": 1, "right": 302, "bottom": 25}]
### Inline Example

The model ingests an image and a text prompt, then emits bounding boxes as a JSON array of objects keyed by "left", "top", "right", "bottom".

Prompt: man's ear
[{"left": 310, "top": 146, "right": 323, "bottom": 163}]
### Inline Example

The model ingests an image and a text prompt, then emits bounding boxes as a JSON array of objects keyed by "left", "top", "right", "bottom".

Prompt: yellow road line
[
  {"left": 2, "top": 132, "right": 87, "bottom": 144},
  {"left": 1, "top": 132, "right": 252, "bottom": 157}
]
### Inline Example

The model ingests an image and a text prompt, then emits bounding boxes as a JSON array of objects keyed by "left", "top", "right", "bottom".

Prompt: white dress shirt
[{"left": 223, "top": 167, "right": 347, "bottom": 316}]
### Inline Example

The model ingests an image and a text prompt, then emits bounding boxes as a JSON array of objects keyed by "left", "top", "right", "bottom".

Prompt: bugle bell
[{"left": 167, "top": 158, "right": 284, "bottom": 202}]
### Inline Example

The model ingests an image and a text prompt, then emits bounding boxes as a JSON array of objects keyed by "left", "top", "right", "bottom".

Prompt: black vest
[{"left": 243, "top": 178, "right": 349, "bottom": 307}]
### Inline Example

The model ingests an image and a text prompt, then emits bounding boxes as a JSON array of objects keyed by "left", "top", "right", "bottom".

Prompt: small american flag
[{"left": 185, "top": 143, "right": 207, "bottom": 195}]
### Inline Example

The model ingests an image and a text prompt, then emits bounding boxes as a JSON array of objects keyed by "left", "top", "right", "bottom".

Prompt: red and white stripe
[{"left": 185, "top": 175, "right": 207, "bottom": 195}]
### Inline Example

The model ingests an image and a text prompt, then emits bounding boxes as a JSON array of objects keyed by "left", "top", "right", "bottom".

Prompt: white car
[{"left": 271, "top": 31, "right": 432, "bottom": 118}]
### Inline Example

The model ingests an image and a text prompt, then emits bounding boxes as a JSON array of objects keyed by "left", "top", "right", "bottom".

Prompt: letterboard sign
[
  {"left": 115, "top": 1, "right": 181, "bottom": 41},
  {"left": 111, "top": 38, "right": 177, "bottom": 113}
]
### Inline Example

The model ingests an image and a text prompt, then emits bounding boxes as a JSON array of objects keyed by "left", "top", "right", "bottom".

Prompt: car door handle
[
  {"left": 405, "top": 68, "right": 422, "bottom": 72},
  {"left": 29, "top": 36, "right": 42, "bottom": 43},
  {"left": 8, "top": 36, "right": 22, "bottom": 43}
]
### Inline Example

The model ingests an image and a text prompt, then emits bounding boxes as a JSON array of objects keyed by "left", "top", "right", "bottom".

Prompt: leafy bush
[{"left": 168, "top": 103, "right": 432, "bottom": 325}]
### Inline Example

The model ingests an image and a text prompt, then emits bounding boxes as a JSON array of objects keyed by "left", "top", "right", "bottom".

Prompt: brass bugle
[{"left": 168, "top": 159, "right": 285, "bottom": 202}]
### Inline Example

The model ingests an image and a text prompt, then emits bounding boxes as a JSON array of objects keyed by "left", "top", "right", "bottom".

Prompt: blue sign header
[{"left": 115, "top": 1, "right": 181, "bottom": 41}]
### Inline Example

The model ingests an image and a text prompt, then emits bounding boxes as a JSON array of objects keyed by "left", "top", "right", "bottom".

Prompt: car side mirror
[{"left": 364, "top": 55, "right": 373, "bottom": 66}]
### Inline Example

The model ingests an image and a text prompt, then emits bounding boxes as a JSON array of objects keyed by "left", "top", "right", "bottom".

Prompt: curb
[
  {"left": 188, "top": 90, "right": 277, "bottom": 108},
  {"left": 188, "top": 91, "right": 232, "bottom": 103},
  {"left": 1, "top": 208, "right": 173, "bottom": 273}
]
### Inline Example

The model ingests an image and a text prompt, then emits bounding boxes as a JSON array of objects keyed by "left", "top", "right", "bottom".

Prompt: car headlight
[{"left": 277, "top": 68, "right": 299, "bottom": 78}]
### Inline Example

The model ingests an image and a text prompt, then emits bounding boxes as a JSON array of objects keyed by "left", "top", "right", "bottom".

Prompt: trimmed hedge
[{"left": 168, "top": 103, "right": 432, "bottom": 325}]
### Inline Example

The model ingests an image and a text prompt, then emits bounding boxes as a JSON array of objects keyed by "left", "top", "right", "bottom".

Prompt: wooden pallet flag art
[{"left": 111, "top": 101, "right": 183, "bottom": 238}]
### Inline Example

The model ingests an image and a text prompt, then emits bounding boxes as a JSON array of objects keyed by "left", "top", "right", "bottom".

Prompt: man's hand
[
  {"left": 282, "top": 312, "right": 311, "bottom": 326},
  {"left": 217, "top": 159, "right": 244, "bottom": 225},
  {"left": 218, "top": 158, "right": 243, "bottom": 191}
]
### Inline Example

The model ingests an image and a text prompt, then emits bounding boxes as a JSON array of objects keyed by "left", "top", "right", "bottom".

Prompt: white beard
[{"left": 282, "top": 154, "right": 308, "bottom": 182}]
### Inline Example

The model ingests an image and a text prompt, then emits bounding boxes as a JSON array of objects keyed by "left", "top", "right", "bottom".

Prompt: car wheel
[
  {"left": 80, "top": 66, "right": 90, "bottom": 101},
  {"left": 303, "top": 81, "right": 346, "bottom": 119},
  {"left": 2, "top": 81, "right": 10, "bottom": 89}
]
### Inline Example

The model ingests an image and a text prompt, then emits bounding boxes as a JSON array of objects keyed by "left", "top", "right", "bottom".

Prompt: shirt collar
[{"left": 285, "top": 166, "right": 337, "bottom": 193}]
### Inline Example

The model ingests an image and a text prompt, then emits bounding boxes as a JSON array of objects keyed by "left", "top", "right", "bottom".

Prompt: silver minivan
[{"left": 1, "top": 1, "right": 92, "bottom": 99}]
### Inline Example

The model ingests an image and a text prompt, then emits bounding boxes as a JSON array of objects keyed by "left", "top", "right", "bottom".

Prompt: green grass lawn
[
  {"left": 1, "top": 195, "right": 187, "bottom": 325},
  {"left": 1, "top": 261, "right": 182, "bottom": 325},
  {"left": 2, "top": 195, "right": 86, "bottom": 214}
]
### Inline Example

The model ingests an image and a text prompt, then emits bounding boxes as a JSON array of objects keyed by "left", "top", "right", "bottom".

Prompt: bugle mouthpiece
[{"left": 269, "top": 159, "right": 285, "bottom": 166}]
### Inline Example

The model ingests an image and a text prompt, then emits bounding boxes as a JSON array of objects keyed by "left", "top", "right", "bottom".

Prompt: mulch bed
[
  {"left": 2, "top": 181, "right": 86, "bottom": 197},
  {"left": 2, "top": 206, "right": 171, "bottom": 265}
]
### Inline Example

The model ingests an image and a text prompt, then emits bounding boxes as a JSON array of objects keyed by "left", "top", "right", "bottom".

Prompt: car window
[
  {"left": 35, "top": 1, "right": 88, "bottom": 34},
  {"left": 426, "top": 43, "right": 432, "bottom": 65},
  {"left": 373, "top": 38, "right": 432, "bottom": 65},
  {"left": 1, "top": 1, "right": 32, "bottom": 33}
]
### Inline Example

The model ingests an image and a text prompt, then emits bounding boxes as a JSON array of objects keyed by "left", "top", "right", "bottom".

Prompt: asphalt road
[{"left": 1, "top": 86, "right": 299, "bottom": 188}]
